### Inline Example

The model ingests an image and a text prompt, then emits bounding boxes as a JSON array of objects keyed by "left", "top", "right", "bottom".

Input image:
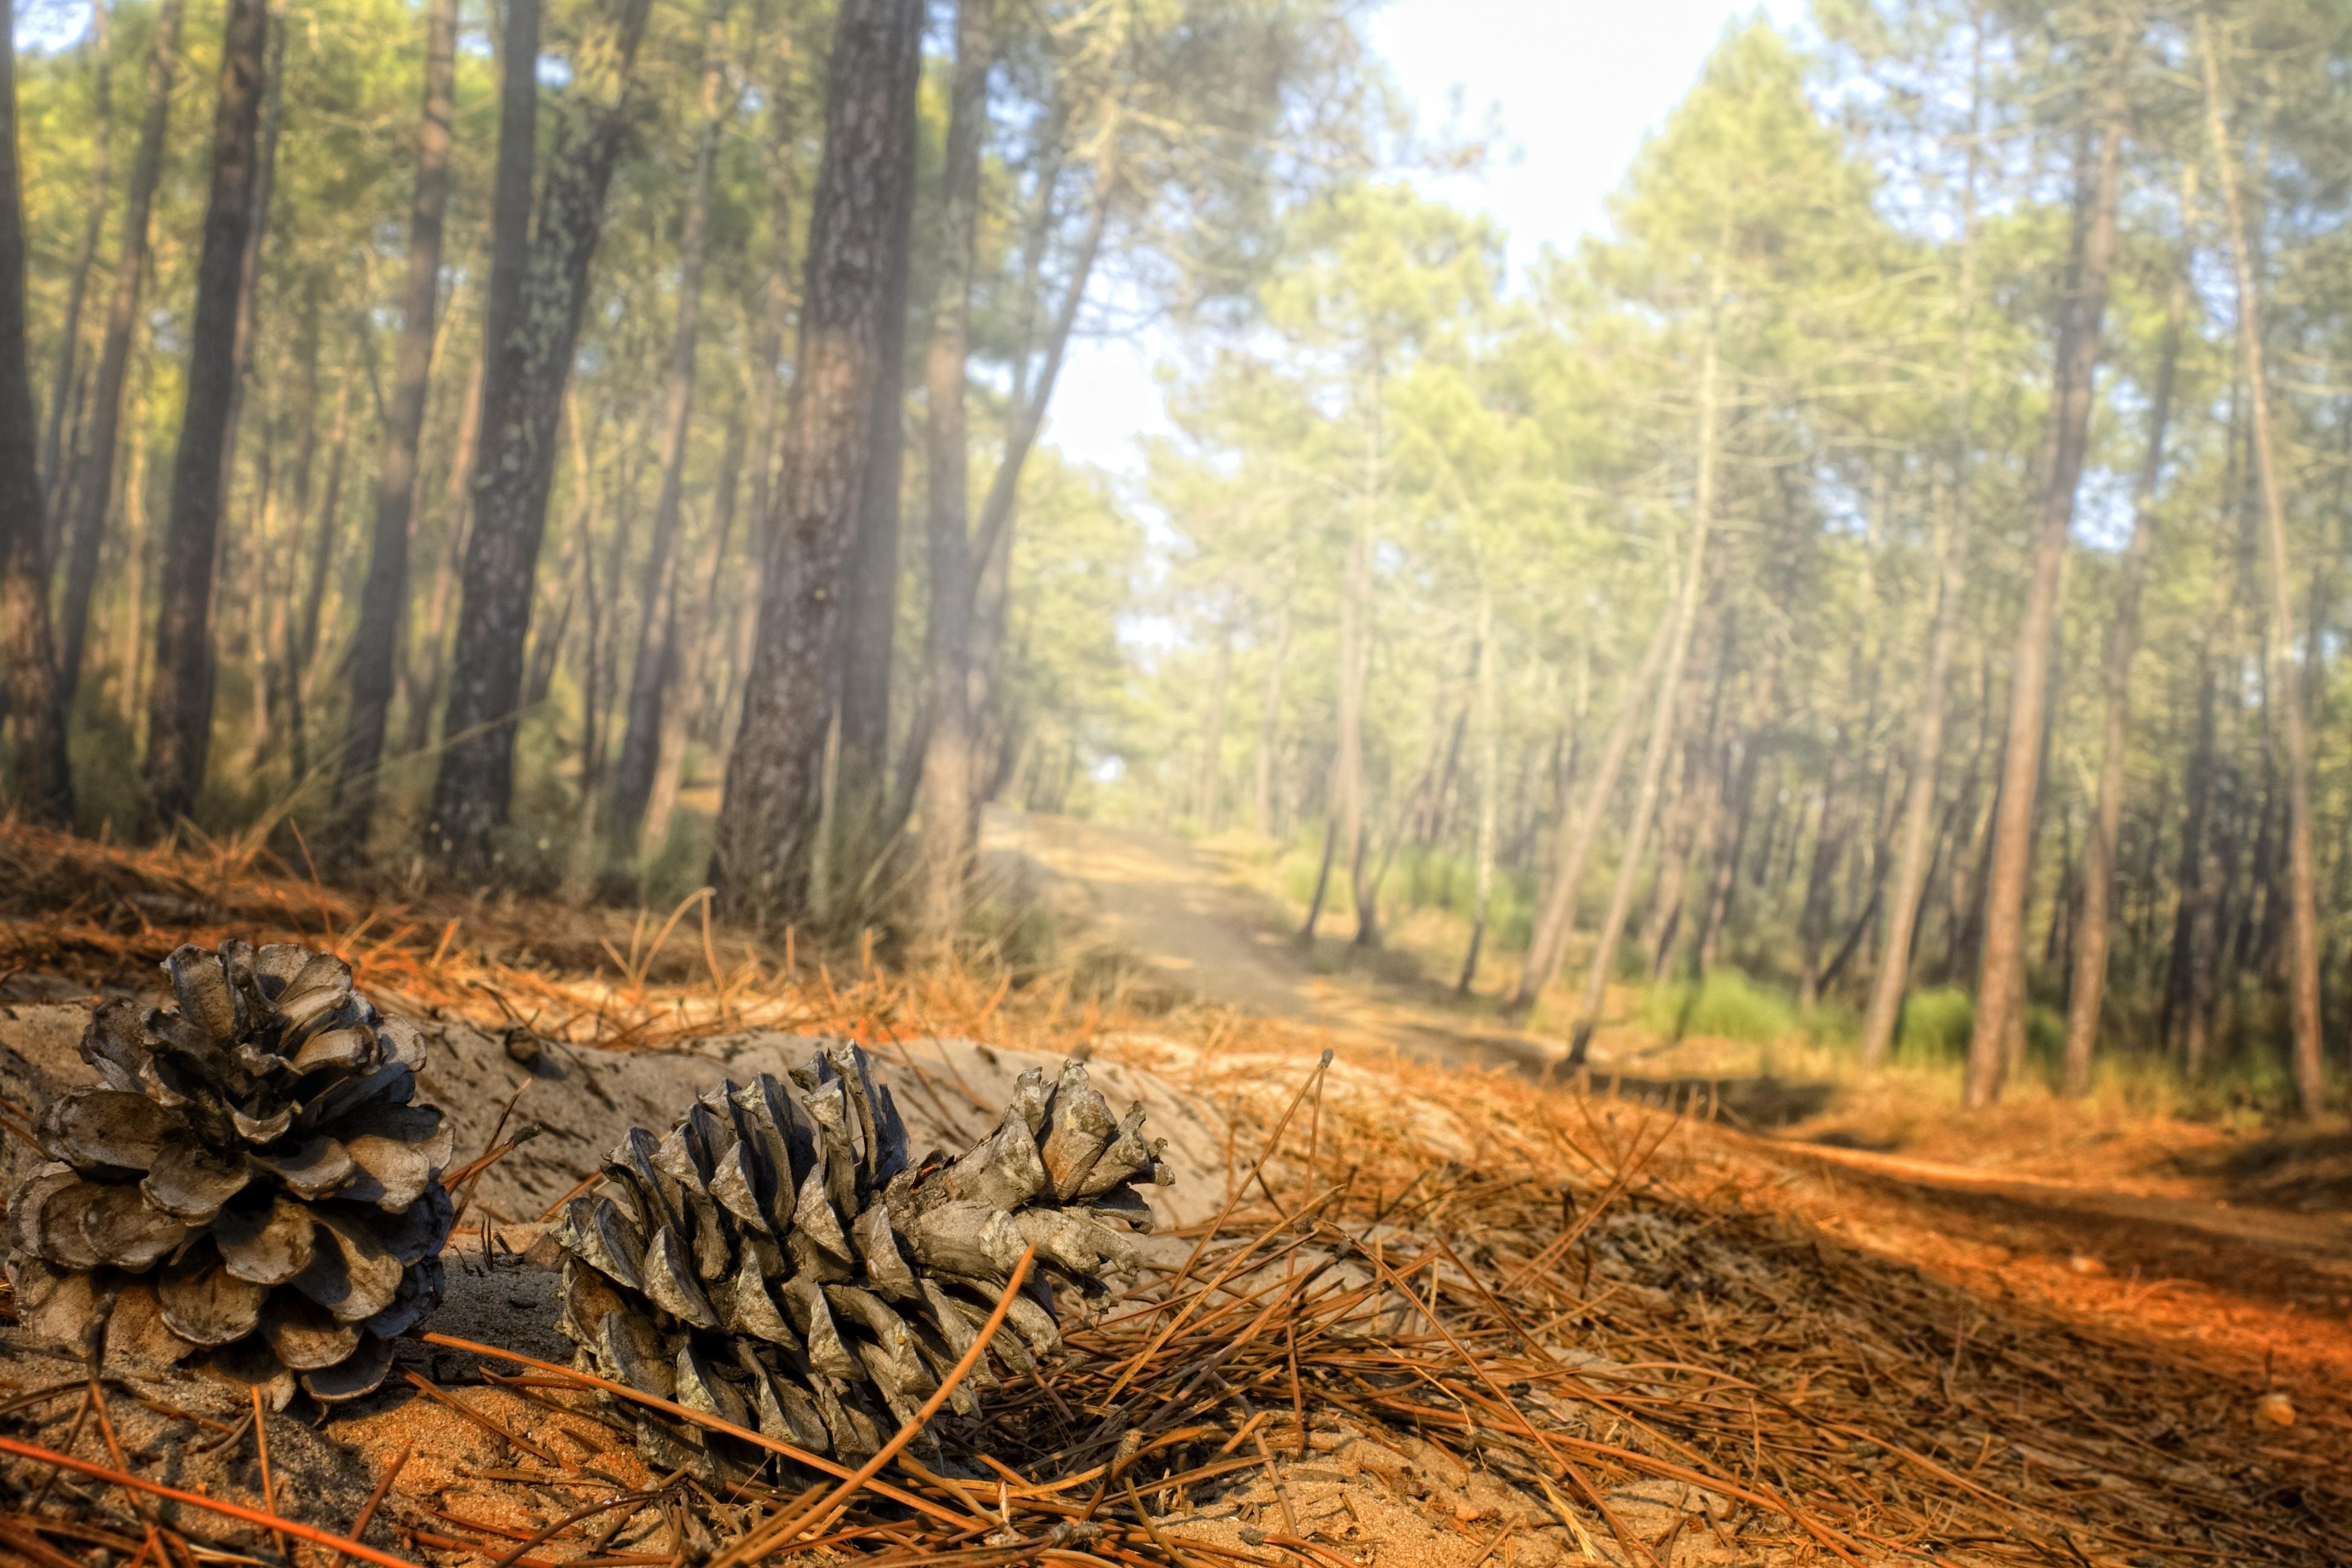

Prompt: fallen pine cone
[
  {"left": 4, "top": 942, "right": 456, "bottom": 1405},
  {"left": 554, "top": 1043, "right": 1171, "bottom": 1470}
]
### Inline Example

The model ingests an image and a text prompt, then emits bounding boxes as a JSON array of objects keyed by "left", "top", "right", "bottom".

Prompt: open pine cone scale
[
  {"left": 556, "top": 1042, "right": 1172, "bottom": 1470},
  {"left": 5, "top": 941, "right": 457, "bottom": 1405}
]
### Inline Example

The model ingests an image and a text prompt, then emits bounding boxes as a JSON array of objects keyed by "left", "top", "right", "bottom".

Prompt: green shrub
[
  {"left": 1640, "top": 967, "right": 1800, "bottom": 1045},
  {"left": 1895, "top": 987, "right": 1972, "bottom": 1066}
]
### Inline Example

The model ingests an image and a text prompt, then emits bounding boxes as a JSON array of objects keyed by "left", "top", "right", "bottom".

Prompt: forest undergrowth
[{"left": 0, "top": 820, "right": 2345, "bottom": 1567}]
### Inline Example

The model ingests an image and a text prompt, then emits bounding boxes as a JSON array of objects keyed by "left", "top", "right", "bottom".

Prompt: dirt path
[
  {"left": 996, "top": 809, "right": 2352, "bottom": 1378},
  {"left": 991, "top": 809, "right": 1550, "bottom": 1073}
]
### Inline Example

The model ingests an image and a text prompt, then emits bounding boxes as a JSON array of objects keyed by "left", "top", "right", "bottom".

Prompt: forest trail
[
  {"left": 990, "top": 809, "right": 1555, "bottom": 1074},
  {"left": 996, "top": 809, "right": 2352, "bottom": 1347}
]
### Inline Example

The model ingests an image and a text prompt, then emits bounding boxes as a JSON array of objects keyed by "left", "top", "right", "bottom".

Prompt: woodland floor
[{"left": 0, "top": 814, "right": 2341, "bottom": 1567}]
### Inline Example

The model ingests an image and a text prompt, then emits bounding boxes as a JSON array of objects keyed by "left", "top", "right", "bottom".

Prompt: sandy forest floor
[{"left": 0, "top": 814, "right": 2344, "bottom": 1566}]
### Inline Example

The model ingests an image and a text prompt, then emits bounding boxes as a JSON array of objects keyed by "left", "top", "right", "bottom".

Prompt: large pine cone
[
  {"left": 4, "top": 942, "right": 456, "bottom": 1404},
  {"left": 555, "top": 1043, "right": 1170, "bottom": 1469}
]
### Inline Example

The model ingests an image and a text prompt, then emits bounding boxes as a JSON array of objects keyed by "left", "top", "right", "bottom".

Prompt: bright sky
[{"left": 1048, "top": 0, "right": 1809, "bottom": 479}]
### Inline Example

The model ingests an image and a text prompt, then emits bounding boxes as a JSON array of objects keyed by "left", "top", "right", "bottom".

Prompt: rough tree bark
[
  {"left": 2060, "top": 268, "right": 2181, "bottom": 1096},
  {"left": 1196, "top": 620, "right": 1233, "bottom": 829},
  {"left": 402, "top": 321, "right": 485, "bottom": 755},
  {"left": 41, "top": 0, "right": 109, "bottom": 541},
  {"left": 607, "top": 19, "right": 732, "bottom": 858},
  {"left": 1, "top": 8, "right": 74, "bottom": 825},
  {"left": 329, "top": 0, "right": 457, "bottom": 858},
  {"left": 430, "top": 0, "right": 655, "bottom": 877},
  {"left": 1253, "top": 593, "right": 1293, "bottom": 838},
  {"left": 1566, "top": 272, "right": 1722, "bottom": 1069},
  {"left": 717, "top": 39, "right": 800, "bottom": 785},
  {"left": 642, "top": 402, "right": 746, "bottom": 857},
  {"left": 57, "top": 0, "right": 181, "bottom": 707},
  {"left": 1865, "top": 10, "right": 1982, "bottom": 1064},
  {"left": 1338, "top": 495, "right": 1376, "bottom": 948},
  {"left": 1506, "top": 613, "right": 1673, "bottom": 1014},
  {"left": 1457, "top": 582, "right": 1499, "bottom": 994},
  {"left": 711, "top": 0, "right": 924, "bottom": 924},
  {"left": 2200, "top": 15, "right": 2327, "bottom": 1116},
  {"left": 140, "top": 0, "right": 269, "bottom": 829},
  {"left": 835, "top": 27, "right": 920, "bottom": 820},
  {"left": 1964, "top": 47, "right": 2126, "bottom": 1109}
]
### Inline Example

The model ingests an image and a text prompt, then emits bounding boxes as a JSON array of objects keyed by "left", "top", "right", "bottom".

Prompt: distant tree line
[{"left": 1128, "top": 0, "right": 2352, "bottom": 1115}]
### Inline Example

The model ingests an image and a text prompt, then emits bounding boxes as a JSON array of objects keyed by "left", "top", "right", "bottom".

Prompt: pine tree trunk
[
  {"left": 330, "top": 0, "right": 456, "bottom": 858},
  {"left": 1457, "top": 582, "right": 1499, "bottom": 995},
  {"left": 1508, "top": 613, "right": 1673, "bottom": 1014},
  {"left": 1, "top": 10, "right": 74, "bottom": 826},
  {"left": 212, "top": 10, "right": 283, "bottom": 509},
  {"left": 835, "top": 31, "right": 920, "bottom": 825},
  {"left": 1338, "top": 495, "right": 1376, "bottom": 949},
  {"left": 1566, "top": 278, "right": 1722, "bottom": 1068},
  {"left": 429, "top": 0, "right": 654, "bottom": 877},
  {"left": 1861, "top": 26, "right": 1981, "bottom": 1059},
  {"left": 140, "top": 0, "right": 269, "bottom": 829},
  {"left": 41, "top": 0, "right": 110, "bottom": 543},
  {"left": 608, "top": 26, "right": 731, "bottom": 858},
  {"left": 2200, "top": 16, "right": 2327, "bottom": 1115},
  {"left": 1964, "top": 58, "right": 2126, "bottom": 1109},
  {"left": 711, "top": 0, "right": 923, "bottom": 924},
  {"left": 643, "top": 402, "right": 746, "bottom": 858},
  {"left": 958, "top": 182, "right": 1109, "bottom": 846},
  {"left": 1196, "top": 622, "right": 1233, "bottom": 828},
  {"left": 717, "top": 46, "right": 800, "bottom": 786},
  {"left": 2060, "top": 271, "right": 2181, "bottom": 1095},
  {"left": 403, "top": 322, "right": 486, "bottom": 756},
  {"left": 112, "top": 371, "right": 150, "bottom": 726},
  {"left": 1693, "top": 715, "right": 1766, "bottom": 980},
  {"left": 1253, "top": 595, "right": 1292, "bottom": 837},
  {"left": 57, "top": 0, "right": 181, "bottom": 707},
  {"left": 285, "top": 374, "right": 349, "bottom": 781}
]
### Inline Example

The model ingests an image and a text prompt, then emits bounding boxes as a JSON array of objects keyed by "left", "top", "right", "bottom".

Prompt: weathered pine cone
[
  {"left": 555, "top": 1044, "right": 1171, "bottom": 1469},
  {"left": 4, "top": 942, "right": 456, "bottom": 1404}
]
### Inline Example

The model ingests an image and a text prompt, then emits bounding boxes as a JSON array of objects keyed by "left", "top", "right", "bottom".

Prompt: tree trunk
[
  {"left": 958, "top": 181, "right": 1110, "bottom": 840},
  {"left": 1196, "top": 621, "right": 1233, "bottom": 828},
  {"left": 643, "top": 401, "right": 746, "bottom": 858},
  {"left": 710, "top": 0, "right": 923, "bottom": 924},
  {"left": 1509, "top": 613, "right": 1673, "bottom": 1014},
  {"left": 2061, "top": 269, "right": 2182, "bottom": 1094},
  {"left": 285, "top": 373, "right": 349, "bottom": 780},
  {"left": 1253, "top": 594, "right": 1292, "bottom": 837},
  {"left": 1861, "top": 28, "right": 1981, "bottom": 1060},
  {"left": 835, "top": 28, "right": 920, "bottom": 825},
  {"left": 1338, "top": 488, "right": 1376, "bottom": 949},
  {"left": 400, "top": 342, "right": 482, "bottom": 754},
  {"left": 1964, "top": 57, "right": 2126, "bottom": 1109},
  {"left": 41, "top": 0, "right": 110, "bottom": 542},
  {"left": 1694, "top": 719, "right": 1764, "bottom": 980},
  {"left": 330, "top": 0, "right": 456, "bottom": 857},
  {"left": 1299, "top": 795, "right": 1341, "bottom": 941},
  {"left": 2200, "top": 16, "right": 2327, "bottom": 1117},
  {"left": 717, "top": 42, "right": 801, "bottom": 786},
  {"left": 1457, "top": 583, "right": 1499, "bottom": 995},
  {"left": 140, "top": 0, "right": 269, "bottom": 829},
  {"left": 1566, "top": 279, "right": 1722, "bottom": 1068},
  {"left": 607, "top": 24, "right": 731, "bottom": 858},
  {"left": 57, "top": 0, "right": 181, "bottom": 707},
  {"left": 1, "top": 8, "right": 74, "bottom": 825},
  {"left": 429, "top": 0, "right": 654, "bottom": 877},
  {"left": 213, "top": 9, "right": 282, "bottom": 515}
]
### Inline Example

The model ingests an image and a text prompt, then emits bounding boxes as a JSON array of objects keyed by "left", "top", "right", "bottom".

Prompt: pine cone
[
  {"left": 554, "top": 1043, "right": 1171, "bottom": 1469},
  {"left": 4, "top": 942, "right": 456, "bottom": 1404}
]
